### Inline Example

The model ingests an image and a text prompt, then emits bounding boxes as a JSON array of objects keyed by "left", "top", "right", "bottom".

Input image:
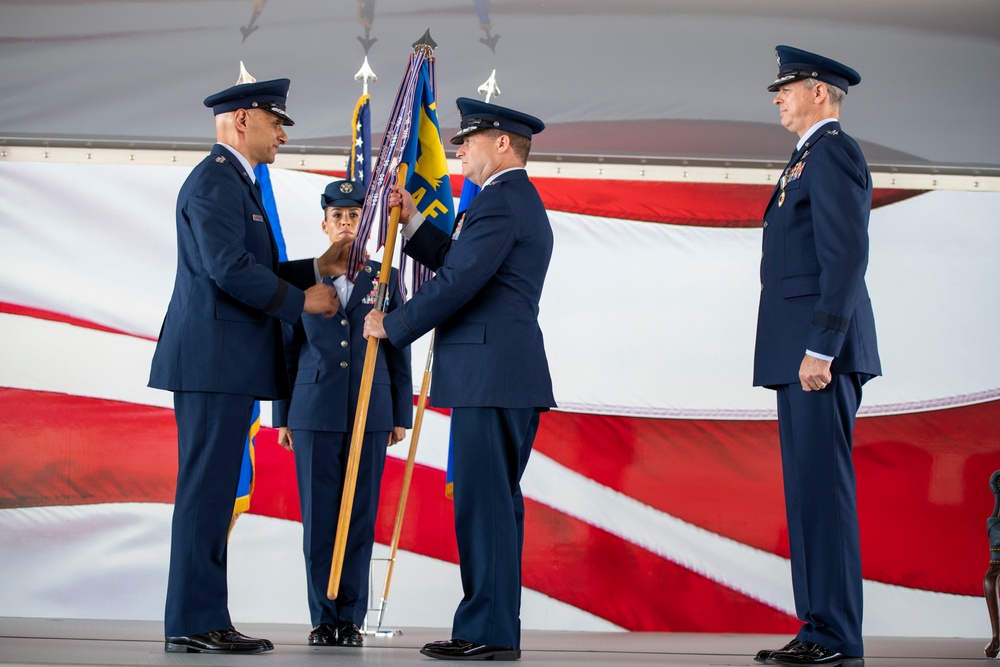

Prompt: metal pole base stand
[{"left": 362, "top": 556, "right": 403, "bottom": 637}]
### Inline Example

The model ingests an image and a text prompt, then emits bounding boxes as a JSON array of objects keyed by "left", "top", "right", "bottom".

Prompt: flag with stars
[{"left": 349, "top": 93, "right": 372, "bottom": 192}]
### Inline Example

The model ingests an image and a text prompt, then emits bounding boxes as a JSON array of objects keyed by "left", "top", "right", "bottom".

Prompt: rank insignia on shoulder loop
[
  {"left": 827, "top": 129, "right": 839, "bottom": 136},
  {"left": 215, "top": 156, "right": 226, "bottom": 163}
]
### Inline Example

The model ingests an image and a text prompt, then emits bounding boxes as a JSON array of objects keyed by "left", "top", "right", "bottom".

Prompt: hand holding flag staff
[{"left": 328, "top": 32, "right": 436, "bottom": 602}]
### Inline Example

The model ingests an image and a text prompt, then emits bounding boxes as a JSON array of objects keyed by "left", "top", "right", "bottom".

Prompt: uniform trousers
[
  {"left": 776, "top": 373, "right": 865, "bottom": 657},
  {"left": 165, "top": 391, "right": 255, "bottom": 637},
  {"left": 293, "top": 430, "right": 388, "bottom": 627},
  {"left": 450, "top": 406, "right": 541, "bottom": 649}
]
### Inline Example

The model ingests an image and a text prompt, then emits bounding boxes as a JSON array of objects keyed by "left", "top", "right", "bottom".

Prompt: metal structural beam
[{"left": 2, "top": 142, "right": 998, "bottom": 192}]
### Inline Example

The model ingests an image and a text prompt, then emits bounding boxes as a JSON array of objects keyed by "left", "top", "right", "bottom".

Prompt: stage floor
[{"left": 0, "top": 618, "right": 994, "bottom": 666}]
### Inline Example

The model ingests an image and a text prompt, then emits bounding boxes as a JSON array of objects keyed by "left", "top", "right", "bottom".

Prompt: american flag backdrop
[{"left": 0, "top": 159, "right": 997, "bottom": 636}]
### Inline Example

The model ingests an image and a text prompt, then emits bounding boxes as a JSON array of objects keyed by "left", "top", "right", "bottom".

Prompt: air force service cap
[
  {"left": 450, "top": 97, "right": 545, "bottom": 145},
  {"left": 321, "top": 180, "right": 365, "bottom": 210},
  {"left": 768, "top": 45, "right": 861, "bottom": 94},
  {"left": 204, "top": 78, "right": 295, "bottom": 126}
]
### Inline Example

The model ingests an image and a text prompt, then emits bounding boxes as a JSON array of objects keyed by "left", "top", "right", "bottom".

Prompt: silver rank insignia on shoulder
[
  {"left": 827, "top": 129, "right": 839, "bottom": 136},
  {"left": 215, "top": 156, "right": 226, "bottom": 163}
]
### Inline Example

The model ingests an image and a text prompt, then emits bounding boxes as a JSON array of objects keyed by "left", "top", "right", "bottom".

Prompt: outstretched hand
[
  {"left": 303, "top": 282, "right": 339, "bottom": 317},
  {"left": 317, "top": 234, "right": 363, "bottom": 278}
]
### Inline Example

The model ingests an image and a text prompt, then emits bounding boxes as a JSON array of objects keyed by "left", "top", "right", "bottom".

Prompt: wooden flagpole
[
  {"left": 328, "top": 163, "right": 408, "bottom": 600},
  {"left": 375, "top": 332, "right": 433, "bottom": 626}
]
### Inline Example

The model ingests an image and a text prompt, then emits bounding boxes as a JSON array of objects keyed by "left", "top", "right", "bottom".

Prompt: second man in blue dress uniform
[{"left": 364, "top": 97, "right": 555, "bottom": 662}]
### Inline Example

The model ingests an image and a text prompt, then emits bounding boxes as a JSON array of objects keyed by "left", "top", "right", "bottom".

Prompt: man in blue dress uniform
[
  {"left": 753, "top": 46, "right": 881, "bottom": 667},
  {"left": 149, "top": 75, "right": 351, "bottom": 654},
  {"left": 364, "top": 98, "right": 555, "bottom": 661},
  {"left": 273, "top": 180, "right": 412, "bottom": 648}
]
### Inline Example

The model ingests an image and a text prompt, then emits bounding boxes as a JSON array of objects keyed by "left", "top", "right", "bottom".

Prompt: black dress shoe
[
  {"left": 771, "top": 641, "right": 864, "bottom": 666},
  {"left": 755, "top": 639, "right": 805, "bottom": 663},
  {"left": 420, "top": 638, "right": 520, "bottom": 661},
  {"left": 164, "top": 628, "right": 272, "bottom": 653},
  {"left": 336, "top": 621, "right": 364, "bottom": 647},
  {"left": 228, "top": 625, "right": 273, "bottom": 650},
  {"left": 308, "top": 623, "right": 337, "bottom": 646}
]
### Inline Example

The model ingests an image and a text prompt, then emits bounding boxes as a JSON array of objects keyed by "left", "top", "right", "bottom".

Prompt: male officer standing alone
[
  {"left": 753, "top": 46, "right": 881, "bottom": 667},
  {"left": 273, "top": 180, "right": 412, "bottom": 648},
  {"left": 364, "top": 98, "right": 554, "bottom": 661},
  {"left": 149, "top": 75, "right": 349, "bottom": 654}
]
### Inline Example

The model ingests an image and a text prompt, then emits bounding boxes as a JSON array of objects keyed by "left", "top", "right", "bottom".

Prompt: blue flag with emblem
[
  {"left": 229, "top": 164, "right": 287, "bottom": 532},
  {"left": 398, "top": 56, "right": 456, "bottom": 296}
]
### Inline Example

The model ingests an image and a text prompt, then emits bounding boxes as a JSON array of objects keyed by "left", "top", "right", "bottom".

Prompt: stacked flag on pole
[{"left": 348, "top": 45, "right": 428, "bottom": 282}]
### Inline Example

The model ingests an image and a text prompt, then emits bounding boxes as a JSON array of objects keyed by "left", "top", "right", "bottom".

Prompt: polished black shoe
[
  {"left": 420, "top": 638, "right": 520, "bottom": 661},
  {"left": 771, "top": 641, "right": 864, "bottom": 666},
  {"left": 227, "top": 625, "right": 273, "bottom": 650},
  {"left": 755, "top": 639, "right": 805, "bottom": 663},
  {"left": 336, "top": 621, "right": 364, "bottom": 647},
  {"left": 164, "top": 628, "right": 272, "bottom": 653},
  {"left": 308, "top": 623, "right": 337, "bottom": 646}
]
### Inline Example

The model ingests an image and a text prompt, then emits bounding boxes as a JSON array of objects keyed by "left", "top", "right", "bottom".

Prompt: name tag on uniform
[{"left": 252, "top": 214, "right": 264, "bottom": 222}]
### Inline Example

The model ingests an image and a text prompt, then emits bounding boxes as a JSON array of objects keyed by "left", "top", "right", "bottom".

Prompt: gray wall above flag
[{"left": 1, "top": 1, "right": 999, "bottom": 168}]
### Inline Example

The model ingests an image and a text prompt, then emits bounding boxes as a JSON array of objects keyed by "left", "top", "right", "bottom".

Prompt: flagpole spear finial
[
  {"left": 236, "top": 61, "right": 256, "bottom": 85},
  {"left": 354, "top": 56, "right": 377, "bottom": 97},
  {"left": 412, "top": 28, "right": 437, "bottom": 57},
  {"left": 478, "top": 69, "right": 500, "bottom": 103}
]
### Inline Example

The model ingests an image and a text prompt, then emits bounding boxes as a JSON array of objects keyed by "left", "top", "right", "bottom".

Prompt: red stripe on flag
[
  {"left": 0, "top": 302, "right": 156, "bottom": 341},
  {"left": 532, "top": 403, "right": 1000, "bottom": 596},
  {"left": 450, "top": 176, "right": 923, "bottom": 226},
  {"left": 0, "top": 388, "right": 177, "bottom": 508},
  {"left": 3, "top": 387, "right": 990, "bottom": 623}
]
